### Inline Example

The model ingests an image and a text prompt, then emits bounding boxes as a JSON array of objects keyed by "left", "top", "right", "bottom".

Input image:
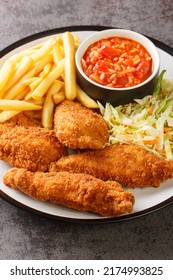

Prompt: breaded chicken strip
[
  {"left": 54, "top": 100, "right": 108, "bottom": 149},
  {"left": 3, "top": 168, "right": 135, "bottom": 217},
  {"left": 0, "top": 126, "right": 67, "bottom": 172},
  {"left": 0, "top": 111, "right": 41, "bottom": 135},
  {"left": 49, "top": 144, "right": 173, "bottom": 188}
]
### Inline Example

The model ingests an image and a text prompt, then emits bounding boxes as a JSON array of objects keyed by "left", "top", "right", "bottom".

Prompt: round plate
[{"left": 0, "top": 26, "right": 173, "bottom": 224}]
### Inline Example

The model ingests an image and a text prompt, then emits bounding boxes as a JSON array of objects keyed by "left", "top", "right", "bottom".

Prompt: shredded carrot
[
  {"left": 164, "top": 127, "right": 169, "bottom": 133},
  {"left": 143, "top": 139, "right": 158, "bottom": 145},
  {"left": 147, "top": 107, "right": 153, "bottom": 115}
]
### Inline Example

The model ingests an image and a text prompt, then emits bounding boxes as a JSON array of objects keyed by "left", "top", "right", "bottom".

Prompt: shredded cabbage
[{"left": 98, "top": 70, "right": 173, "bottom": 159}]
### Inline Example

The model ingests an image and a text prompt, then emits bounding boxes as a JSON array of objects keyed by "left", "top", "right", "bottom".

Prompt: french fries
[
  {"left": 0, "top": 32, "right": 98, "bottom": 128},
  {"left": 30, "top": 37, "right": 57, "bottom": 63},
  {"left": 0, "top": 110, "right": 20, "bottom": 123},
  {"left": 76, "top": 84, "right": 99, "bottom": 108},
  {"left": 53, "top": 44, "right": 63, "bottom": 65},
  {"left": 53, "top": 92, "right": 65, "bottom": 104},
  {"left": 42, "top": 80, "right": 63, "bottom": 129},
  {"left": 4, "top": 56, "right": 33, "bottom": 92},
  {"left": 41, "top": 89, "right": 55, "bottom": 130},
  {"left": 32, "top": 59, "right": 64, "bottom": 100},
  {"left": 0, "top": 60, "right": 16, "bottom": 95},
  {"left": 63, "top": 32, "right": 76, "bottom": 100},
  {"left": 0, "top": 100, "right": 42, "bottom": 111}
]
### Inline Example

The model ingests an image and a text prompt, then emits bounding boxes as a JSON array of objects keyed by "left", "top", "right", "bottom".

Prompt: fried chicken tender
[
  {"left": 49, "top": 144, "right": 173, "bottom": 188},
  {"left": 3, "top": 167, "right": 135, "bottom": 216},
  {"left": 54, "top": 100, "right": 109, "bottom": 149},
  {"left": 0, "top": 126, "right": 67, "bottom": 172},
  {"left": 0, "top": 112, "right": 41, "bottom": 135}
]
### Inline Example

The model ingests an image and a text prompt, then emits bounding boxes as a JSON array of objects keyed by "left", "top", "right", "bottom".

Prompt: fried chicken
[
  {"left": 0, "top": 126, "right": 67, "bottom": 172},
  {"left": 49, "top": 144, "right": 173, "bottom": 188},
  {"left": 0, "top": 111, "right": 41, "bottom": 135},
  {"left": 54, "top": 100, "right": 109, "bottom": 149},
  {"left": 3, "top": 167, "right": 135, "bottom": 217}
]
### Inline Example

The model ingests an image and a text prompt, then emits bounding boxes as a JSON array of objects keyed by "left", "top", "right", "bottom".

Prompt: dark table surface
[{"left": 0, "top": 0, "right": 173, "bottom": 260}]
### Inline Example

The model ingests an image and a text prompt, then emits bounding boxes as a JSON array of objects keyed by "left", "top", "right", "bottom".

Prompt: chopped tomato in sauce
[{"left": 82, "top": 37, "right": 152, "bottom": 88}]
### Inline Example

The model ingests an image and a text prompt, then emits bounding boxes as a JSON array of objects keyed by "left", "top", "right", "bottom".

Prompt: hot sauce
[{"left": 81, "top": 37, "right": 152, "bottom": 88}]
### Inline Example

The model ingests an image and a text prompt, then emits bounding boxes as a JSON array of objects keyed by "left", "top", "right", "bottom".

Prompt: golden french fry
[
  {"left": 0, "top": 110, "right": 21, "bottom": 122},
  {"left": 76, "top": 84, "right": 99, "bottom": 108},
  {"left": 72, "top": 34, "right": 80, "bottom": 49},
  {"left": 32, "top": 58, "right": 65, "bottom": 100},
  {"left": 30, "top": 37, "right": 57, "bottom": 62},
  {"left": 53, "top": 91, "right": 65, "bottom": 104},
  {"left": 5, "top": 55, "right": 53, "bottom": 100},
  {"left": 42, "top": 90, "right": 54, "bottom": 129},
  {"left": 4, "top": 67, "right": 37, "bottom": 100},
  {"left": 75, "top": 43, "right": 80, "bottom": 50},
  {"left": 15, "top": 88, "right": 30, "bottom": 100},
  {"left": 27, "top": 97, "right": 45, "bottom": 106},
  {"left": 4, "top": 56, "right": 33, "bottom": 92},
  {"left": 41, "top": 77, "right": 64, "bottom": 129},
  {"left": 21, "top": 77, "right": 37, "bottom": 86},
  {"left": 30, "top": 77, "right": 43, "bottom": 91},
  {"left": 46, "top": 80, "right": 63, "bottom": 95},
  {"left": 56, "top": 37, "right": 63, "bottom": 45},
  {"left": 63, "top": 32, "right": 76, "bottom": 100},
  {"left": 0, "top": 100, "right": 42, "bottom": 111},
  {"left": 39, "top": 63, "right": 52, "bottom": 78},
  {"left": 24, "top": 91, "right": 33, "bottom": 101},
  {"left": 0, "top": 60, "right": 16, "bottom": 94},
  {"left": 60, "top": 46, "right": 64, "bottom": 57},
  {"left": 53, "top": 44, "right": 64, "bottom": 65},
  {"left": 28, "top": 43, "right": 44, "bottom": 50},
  {"left": 34, "top": 53, "right": 53, "bottom": 72},
  {"left": 72, "top": 34, "right": 79, "bottom": 43},
  {"left": 9, "top": 49, "right": 36, "bottom": 64}
]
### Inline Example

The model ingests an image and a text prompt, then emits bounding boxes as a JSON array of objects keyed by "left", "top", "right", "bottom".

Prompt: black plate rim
[{"left": 0, "top": 25, "right": 173, "bottom": 224}]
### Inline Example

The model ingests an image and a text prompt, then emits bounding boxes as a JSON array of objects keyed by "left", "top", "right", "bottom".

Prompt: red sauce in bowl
[{"left": 81, "top": 37, "right": 153, "bottom": 88}]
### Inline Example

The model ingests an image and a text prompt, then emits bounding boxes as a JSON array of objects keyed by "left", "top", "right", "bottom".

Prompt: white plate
[{"left": 0, "top": 26, "right": 173, "bottom": 223}]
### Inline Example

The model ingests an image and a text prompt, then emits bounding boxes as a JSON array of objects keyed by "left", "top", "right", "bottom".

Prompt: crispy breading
[
  {"left": 0, "top": 111, "right": 41, "bottom": 135},
  {"left": 3, "top": 168, "right": 135, "bottom": 217},
  {"left": 54, "top": 100, "right": 109, "bottom": 149},
  {"left": 49, "top": 144, "right": 173, "bottom": 188},
  {"left": 0, "top": 126, "right": 67, "bottom": 172}
]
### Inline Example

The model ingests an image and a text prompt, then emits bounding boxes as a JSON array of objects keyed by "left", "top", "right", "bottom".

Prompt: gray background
[{"left": 0, "top": 0, "right": 173, "bottom": 260}]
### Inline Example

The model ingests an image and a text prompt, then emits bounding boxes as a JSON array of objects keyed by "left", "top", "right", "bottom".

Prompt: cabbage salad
[{"left": 98, "top": 71, "right": 173, "bottom": 159}]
